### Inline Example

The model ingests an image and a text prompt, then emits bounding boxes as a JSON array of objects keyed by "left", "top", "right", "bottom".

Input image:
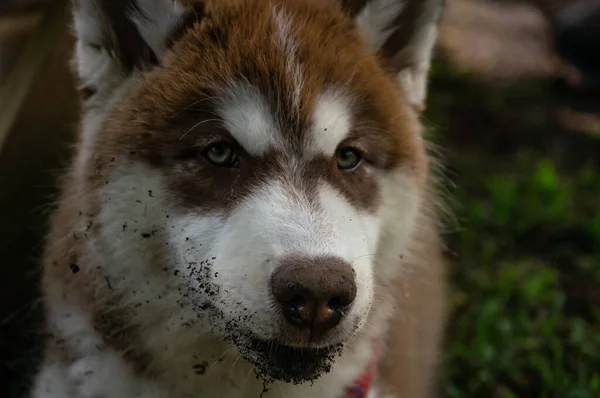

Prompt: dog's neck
[
  {"left": 111, "top": 300, "right": 391, "bottom": 398},
  {"left": 156, "top": 326, "right": 383, "bottom": 397}
]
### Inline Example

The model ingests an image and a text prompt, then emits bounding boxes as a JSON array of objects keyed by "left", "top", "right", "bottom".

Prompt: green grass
[{"left": 426, "top": 59, "right": 600, "bottom": 397}]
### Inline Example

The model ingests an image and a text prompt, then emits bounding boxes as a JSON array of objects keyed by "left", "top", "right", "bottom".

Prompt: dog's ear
[
  {"left": 72, "top": 0, "right": 204, "bottom": 102},
  {"left": 339, "top": 0, "right": 445, "bottom": 111}
]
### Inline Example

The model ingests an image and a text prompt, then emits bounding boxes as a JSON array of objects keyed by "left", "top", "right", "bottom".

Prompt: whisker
[
  {"left": 351, "top": 252, "right": 377, "bottom": 262},
  {"left": 209, "top": 346, "right": 236, "bottom": 368},
  {"left": 179, "top": 118, "right": 221, "bottom": 140},
  {"left": 229, "top": 353, "right": 243, "bottom": 377},
  {"left": 239, "top": 367, "right": 256, "bottom": 396},
  {"left": 170, "top": 96, "right": 223, "bottom": 118}
]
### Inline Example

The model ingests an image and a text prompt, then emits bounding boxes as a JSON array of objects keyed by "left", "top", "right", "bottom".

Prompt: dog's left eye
[
  {"left": 203, "top": 142, "right": 239, "bottom": 167},
  {"left": 336, "top": 147, "right": 362, "bottom": 171}
]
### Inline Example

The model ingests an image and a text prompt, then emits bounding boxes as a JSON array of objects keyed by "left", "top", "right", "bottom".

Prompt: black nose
[{"left": 271, "top": 256, "right": 357, "bottom": 341}]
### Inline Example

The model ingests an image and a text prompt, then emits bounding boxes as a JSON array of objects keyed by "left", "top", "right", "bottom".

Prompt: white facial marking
[
  {"left": 197, "top": 177, "right": 380, "bottom": 342},
  {"left": 306, "top": 90, "right": 353, "bottom": 157},
  {"left": 272, "top": 5, "right": 303, "bottom": 113},
  {"left": 392, "top": 1, "right": 441, "bottom": 108},
  {"left": 216, "top": 83, "right": 281, "bottom": 155},
  {"left": 30, "top": 361, "right": 70, "bottom": 398},
  {"left": 317, "top": 184, "right": 381, "bottom": 265},
  {"left": 208, "top": 179, "right": 334, "bottom": 338},
  {"left": 374, "top": 167, "right": 422, "bottom": 282},
  {"left": 72, "top": 0, "right": 184, "bottom": 102},
  {"left": 128, "top": 0, "right": 185, "bottom": 57},
  {"left": 317, "top": 184, "right": 380, "bottom": 326},
  {"left": 354, "top": 0, "right": 407, "bottom": 51}
]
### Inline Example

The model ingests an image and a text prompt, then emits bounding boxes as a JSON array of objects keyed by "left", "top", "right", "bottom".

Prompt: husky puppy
[{"left": 30, "top": 0, "right": 447, "bottom": 397}]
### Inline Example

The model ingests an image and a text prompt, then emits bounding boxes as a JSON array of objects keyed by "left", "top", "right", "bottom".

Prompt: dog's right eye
[{"left": 203, "top": 142, "right": 239, "bottom": 167}]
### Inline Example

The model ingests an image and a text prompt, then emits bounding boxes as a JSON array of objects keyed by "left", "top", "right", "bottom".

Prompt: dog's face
[{"left": 73, "top": 0, "right": 442, "bottom": 383}]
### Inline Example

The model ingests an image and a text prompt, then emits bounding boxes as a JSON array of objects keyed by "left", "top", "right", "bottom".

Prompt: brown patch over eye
[
  {"left": 167, "top": 149, "right": 286, "bottom": 213},
  {"left": 307, "top": 154, "right": 381, "bottom": 213}
]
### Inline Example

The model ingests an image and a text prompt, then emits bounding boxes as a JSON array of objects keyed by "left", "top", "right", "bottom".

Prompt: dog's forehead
[
  {"left": 155, "top": 0, "right": 400, "bottom": 154},
  {"left": 215, "top": 83, "right": 353, "bottom": 157},
  {"left": 113, "top": 0, "right": 424, "bottom": 189},
  {"left": 202, "top": 1, "right": 360, "bottom": 155}
]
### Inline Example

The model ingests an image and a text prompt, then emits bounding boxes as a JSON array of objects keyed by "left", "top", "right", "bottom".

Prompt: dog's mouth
[{"left": 236, "top": 337, "right": 345, "bottom": 384}]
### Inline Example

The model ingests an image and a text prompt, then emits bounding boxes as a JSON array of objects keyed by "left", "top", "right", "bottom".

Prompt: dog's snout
[{"left": 271, "top": 256, "right": 357, "bottom": 340}]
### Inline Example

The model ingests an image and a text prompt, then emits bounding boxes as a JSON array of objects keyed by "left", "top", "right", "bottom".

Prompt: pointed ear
[
  {"left": 340, "top": 0, "right": 445, "bottom": 112},
  {"left": 72, "top": 0, "right": 204, "bottom": 102}
]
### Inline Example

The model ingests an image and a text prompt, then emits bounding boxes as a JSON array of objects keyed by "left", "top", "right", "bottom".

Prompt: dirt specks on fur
[
  {"left": 241, "top": 339, "right": 343, "bottom": 385},
  {"left": 193, "top": 362, "right": 207, "bottom": 375}
]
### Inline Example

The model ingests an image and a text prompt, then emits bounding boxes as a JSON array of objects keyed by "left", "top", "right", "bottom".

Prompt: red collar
[
  {"left": 341, "top": 342, "right": 381, "bottom": 398},
  {"left": 342, "top": 366, "right": 376, "bottom": 398}
]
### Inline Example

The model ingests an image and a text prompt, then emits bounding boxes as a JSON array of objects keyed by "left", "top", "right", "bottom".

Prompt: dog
[{"left": 30, "top": 0, "right": 447, "bottom": 397}]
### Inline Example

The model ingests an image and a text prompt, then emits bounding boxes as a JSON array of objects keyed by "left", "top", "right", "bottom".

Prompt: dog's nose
[{"left": 271, "top": 256, "right": 357, "bottom": 340}]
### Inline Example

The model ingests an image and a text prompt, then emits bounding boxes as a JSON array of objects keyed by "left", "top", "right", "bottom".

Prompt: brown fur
[
  {"left": 39, "top": 0, "right": 446, "bottom": 396},
  {"left": 83, "top": 0, "right": 426, "bottom": 214},
  {"left": 376, "top": 219, "right": 447, "bottom": 397}
]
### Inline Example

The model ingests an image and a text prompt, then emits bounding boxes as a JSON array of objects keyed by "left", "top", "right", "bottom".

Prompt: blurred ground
[
  {"left": 1, "top": 0, "right": 599, "bottom": 397},
  {"left": 0, "top": 3, "right": 77, "bottom": 397},
  {"left": 430, "top": 0, "right": 600, "bottom": 396},
  {"left": 440, "top": 0, "right": 558, "bottom": 80}
]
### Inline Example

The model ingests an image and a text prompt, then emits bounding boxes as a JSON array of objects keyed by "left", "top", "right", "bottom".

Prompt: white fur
[
  {"left": 32, "top": 159, "right": 414, "bottom": 397},
  {"left": 375, "top": 167, "right": 422, "bottom": 284},
  {"left": 354, "top": 0, "right": 407, "bottom": 52},
  {"left": 32, "top": 0, "right": 442, "bottom": 396},
  {"left": 272, "top": 5, "right": 304, "bottom": 113},
  {"left": 30, "top": 362, "right": 70, "bottom": 398},
  {"left": 392, "top": 2, "right": 441, "bottom": 109},
  {"left": 352, "top": 0, "right": 443, "bottom": 109},
  {"left": 72, "top": 0, "right": 184, "bottom": 107},
  {"left": 306, "top": 90, "right": 353, "bottom": 157},
  {"left": 216, "top": 83, "right": 282, "bottom": 155},
  {"left": 129, "top": 0, "right": 185, "bottom": 57},
  {"left": 67, "top": 350, "right": 163, "bottom": 398},
  {"left": 202, "top": 177, "right": 381, "bottom": 344}
]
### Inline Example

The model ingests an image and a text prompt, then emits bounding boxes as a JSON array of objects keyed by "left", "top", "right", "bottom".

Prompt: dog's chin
[{"left": 235, "top": 337, "right": 345, "bottom": 384}]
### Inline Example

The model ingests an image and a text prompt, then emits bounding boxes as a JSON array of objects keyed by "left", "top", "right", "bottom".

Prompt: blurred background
[{"left": 0, "top": 0, "right": 599, "bottom": 397}]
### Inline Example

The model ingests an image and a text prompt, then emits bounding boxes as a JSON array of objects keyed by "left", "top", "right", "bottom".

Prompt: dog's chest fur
[{"left": 36, "top": 280, "right": 385, "bottom": 397}]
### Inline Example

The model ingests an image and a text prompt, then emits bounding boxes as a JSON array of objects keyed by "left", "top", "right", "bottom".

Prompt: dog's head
[{"left": 71, "top": 0, "right": 442, "bottom": 383}]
